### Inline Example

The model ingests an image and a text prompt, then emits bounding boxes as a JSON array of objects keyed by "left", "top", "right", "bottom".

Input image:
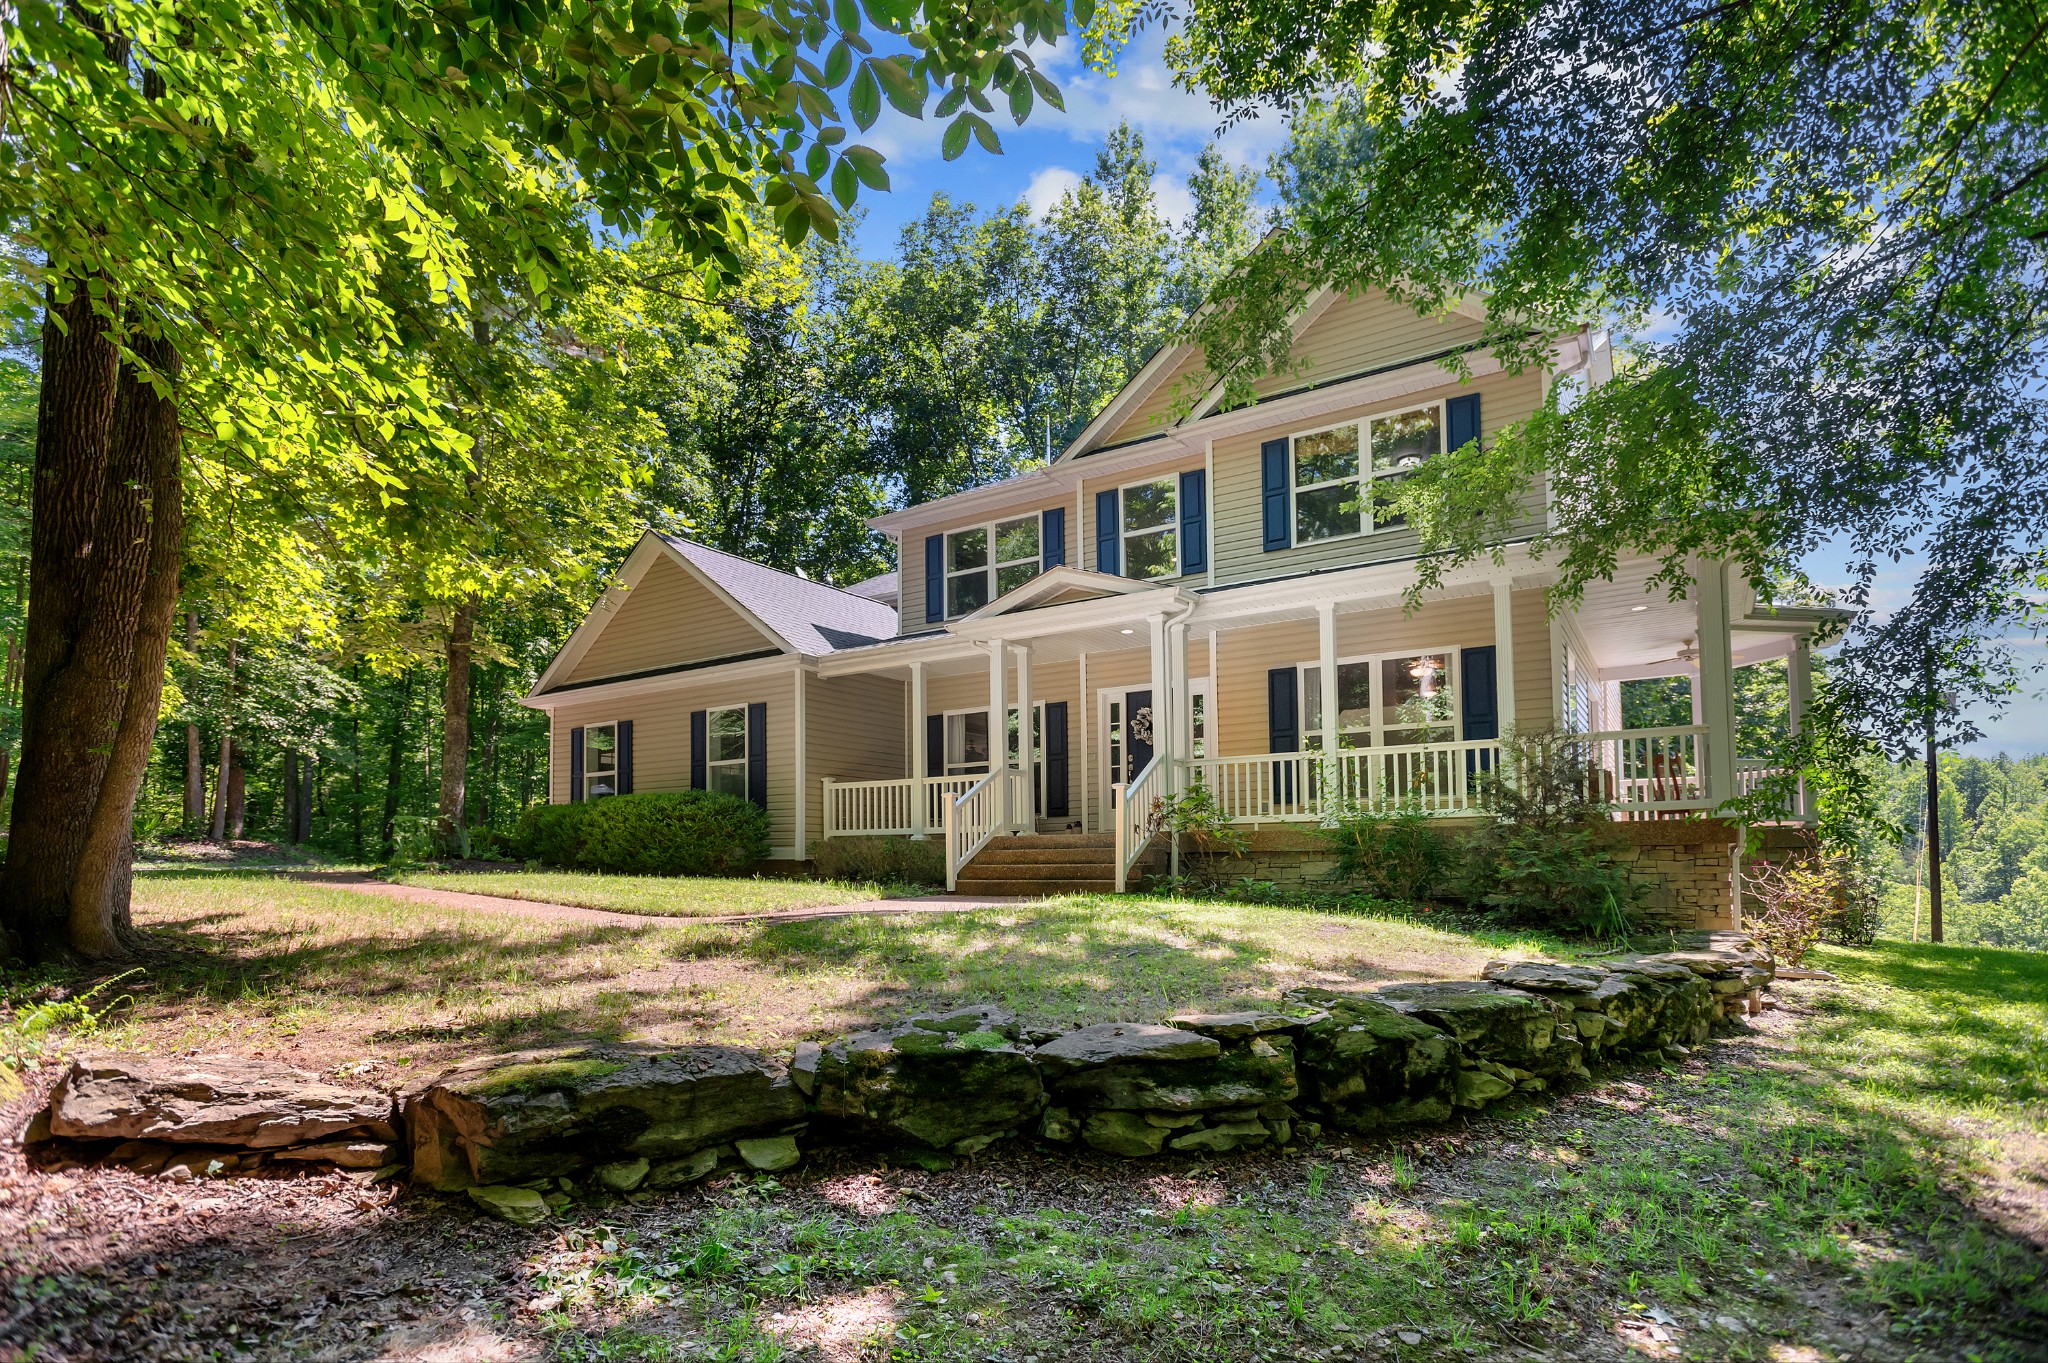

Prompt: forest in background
[
  {"left": 2, "top": 111, "right": 2040, "bottom": 950},
  {"left": 0, "top": 124, "right": 1259, "bottom": 864}
]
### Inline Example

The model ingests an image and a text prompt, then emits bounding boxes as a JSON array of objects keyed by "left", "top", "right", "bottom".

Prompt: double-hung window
[
  {"left": 1302, "top": 651, "right": 1456, "bottom": 749},
  {"left": 1120, "top": 477, "right": 1177, "bottom": 579},
  {"left": 1292, "top": 403, "right": 1444, "bottom": 543},
  {"left": 583, "top": 723, "right": 620, "bottom": 799},
  {"left": 945, "top": 516, "right": 1040, "bottom": 618},
  {"left": 704, "top": 705, "right": 749, "bottom": 798}
]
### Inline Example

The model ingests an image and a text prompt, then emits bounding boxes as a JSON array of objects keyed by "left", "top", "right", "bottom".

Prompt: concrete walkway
[{"left": 285, "top": 870, "right": 1023, "bottom": 929}]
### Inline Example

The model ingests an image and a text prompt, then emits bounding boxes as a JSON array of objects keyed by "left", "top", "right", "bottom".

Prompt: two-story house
[{"left": 526, "top": 287, "right": 1839, "bottom": 927}]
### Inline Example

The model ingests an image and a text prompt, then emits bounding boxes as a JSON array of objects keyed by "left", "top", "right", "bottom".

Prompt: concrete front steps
[{"left": 953, "top": 833, "right": 1161, "bottom": 896}]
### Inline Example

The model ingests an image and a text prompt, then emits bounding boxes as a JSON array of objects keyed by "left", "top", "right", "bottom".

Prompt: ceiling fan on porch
[{"left": 1673, "top": 638, "right": 1701, "bottom": 665}]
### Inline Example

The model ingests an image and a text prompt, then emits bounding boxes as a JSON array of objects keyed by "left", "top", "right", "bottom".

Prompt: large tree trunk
[
  {"left": 0, "top": 286, "right": 124, "bottom": 959},
  {"left": 436, "top": 602, "right": 475, "bottom": 859},
  {"left": 210, "top": 639, "right": 235, "bottom": 842},
  {"left": 350, "top": 663, "right": 365, "bottom": 861},
  {"left": 380, "top": 674, "right": 410, "bottom": 860},
  {"left": 282, "top": 750, "right": 301, "bottom": 843},
  {"left": 67, "top": 330, "right": 184, "bottom": 954},
  {"left": 183, "top": 613, "right": 205, "bottom": 831},
  {"left": 227, "top": 742, "right": 246, "bottom": 840}
]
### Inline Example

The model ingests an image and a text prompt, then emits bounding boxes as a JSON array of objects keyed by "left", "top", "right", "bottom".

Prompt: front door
[
  {"left": 1100, "top": 687, "right": 1157, "bottom": 796},
  {"left": 1125, "top": 689, "right": 1155, "bottom": 777}
]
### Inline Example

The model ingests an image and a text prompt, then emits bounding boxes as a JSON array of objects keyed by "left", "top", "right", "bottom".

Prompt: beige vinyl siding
[
  {"left": 565, "top": 556, "right": 776, "bottom": 685},
  {"left": 1077, "top": 453, "right": 1206, "bottom": 582},
  {"left": 1210, "top": 367, "right": 1546, "bottom": 587},
  {"left": 1511, "top": 588, "right": 1556, "bottom": 732},
  {"left": 1211, "top": 591, "right": 1553, "bottom": 757},
  {"left": 897, "top": 499, "right": 1075, "bottom": 632},
  {"left": 549, "top": 672, "right": 800, "bottom": 855},
  {"left": 1095, "top": 348, "right": 1211, "bottom": 448},
  {"left": 805, "top": 673, "right": 908, "bottom": 846},
  {"left": 1250, "top": 290, "right": 1487, "bottom": 400}
]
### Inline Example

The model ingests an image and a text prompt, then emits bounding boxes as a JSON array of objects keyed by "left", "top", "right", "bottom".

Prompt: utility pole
[{"left": 1925, "top": 649, "right": 1944, "bottom": 944}]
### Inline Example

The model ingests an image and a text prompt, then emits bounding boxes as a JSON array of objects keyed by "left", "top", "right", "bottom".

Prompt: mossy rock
[
  {"left": 810, "top": 1008, "right": 1043, "bottom": 1151},
  {"left": 1286, "top": 989, "right": 1461, "bottom": 1131}
]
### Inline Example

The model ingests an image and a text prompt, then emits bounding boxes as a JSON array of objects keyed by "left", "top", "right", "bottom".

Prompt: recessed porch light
[
  {"left": 1630, "top": 605, "right": 1649, "bottom": 612},
  {"left": 1120, "top": 628, "right": 1135, "bottom": 634}
]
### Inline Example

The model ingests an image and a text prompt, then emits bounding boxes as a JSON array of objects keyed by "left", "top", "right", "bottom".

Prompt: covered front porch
[{"left": 814, "top": 556, "right": 1834, "bottom": 892}]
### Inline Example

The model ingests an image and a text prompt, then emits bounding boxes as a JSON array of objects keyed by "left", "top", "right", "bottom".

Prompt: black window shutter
[
  {"left": 1460, "top": 646, "right": 1499, "bottom": 741},
  {"left": 1178, "top": 469, "right": 1207, "bottom": 575},
  {"left": 567, "top": 726, "right": 585, "bottom": 802},
  {"left": 746, "top": 701, "right": 768, "bottom": 810},
  {"left": 924, "top": 534, "right": 945, "bottom": 623},
  {"left": 1261, "top": 438, "right": 1291, "bottom": 551},
  {"left": 1094, "top": 489, "right": 1120, "bottom": 575},
  {"left": 1041, "top": 506, "right": 1066, "bottom": 570},
  {"left": 1043, "top": 701, "right": 1069, "bottom": 819},
  {"left": 1267, "top": 668, "right": 1299, "bottom": 751},
  {"left": 689, "top": 711, "right": 707, "bottom": 789},
  {"left": 616, "top": 720, "right": 635, "bottom": 794},
  {"left": 926, "top": 713, "right": 945, "bottom": 778},
  {"left": 1446, "top": 393, "right": 1482, "bottom": 453}
]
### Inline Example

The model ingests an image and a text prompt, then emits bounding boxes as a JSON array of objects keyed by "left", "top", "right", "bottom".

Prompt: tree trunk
[
  {"left": 227, "top": 742, "right": 246, "bottom": 839},
  {"left": 380, "top": 673, "right": 410, "bottom": 860},
  {"left": 0, "top": 285, "right": 123, "bottom": 959},
  {"left": 350, "top": 663, "right": 364, "bottom": 861},
  {"left": 436, "top": 602, "right": 475, "bottom": 859},
  {"left": 295, "top": 752, "right": 313, "bottom": 843},
  {"left": 67, "top": 329, "right": 184, "bottom": 953},
  {"left": 210, "top": 639, "right": 235, "bottom": 842},
  {"left": 183, "top": 613, "right": 204, "bottom": 831},
  {"left": 282, "top": 750, "right": 301, "bottom": 843}
]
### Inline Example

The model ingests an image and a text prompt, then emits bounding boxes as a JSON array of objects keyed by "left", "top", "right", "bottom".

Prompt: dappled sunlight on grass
[{"left": 390, "top": 867, "right": 895, "bottom": 916}]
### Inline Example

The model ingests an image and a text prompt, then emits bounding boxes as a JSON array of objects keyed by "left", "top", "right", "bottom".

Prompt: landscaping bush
[
  {"left": 807, "top": 834, "right": 946, "bottom": 887},
  {"left": 1319, "top": 804, "right": 1457, "bottom": 902},
  {"left": 1149, "top": 783, "right": 1250, "bottom": 888},
  {"left": 578, "top": 791, "right": 771, "bottom": 875},
  {"left": 510, "top": 802, "right": 593, "bottom": 868},
  {"left": 1461, "top": 728, "right": 1647, "bottom": 939},
  {"left": 1744, "top": 850, "right": 1881, "bottom": 960}
]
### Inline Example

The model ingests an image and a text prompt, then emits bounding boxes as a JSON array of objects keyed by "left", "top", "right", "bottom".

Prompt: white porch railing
[
  {"left": 943, "top": 771, "right": 1005, "bottom": 892},
  {"left": 1112, "top": 753, "right": 1167, "bottom": 892},
  {"left": 1183, "top": 739, "right": 1501, "bottom": 823},
  {"left": 821, "top": 775, "right": 980, "bottom": 839},
  {"left": 1573, "top": 725, "right": 1711, "bottom": 816}
]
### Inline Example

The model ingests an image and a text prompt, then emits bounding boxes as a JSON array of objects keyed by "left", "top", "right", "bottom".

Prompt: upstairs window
[
  {"left": 1120, "top": 477, "right": 1177, "bottom": 579},
  {"left": 1292, "top": 403, "right": 1444, "bottom": 543},
  {"left": 945, "top": 515, "right": 1040, "bottom": 617}
]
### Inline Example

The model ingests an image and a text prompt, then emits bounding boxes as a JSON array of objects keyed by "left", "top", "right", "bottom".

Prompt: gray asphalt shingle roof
[{"left": 659, "top": 534, "right": 899, "bottom": 655}]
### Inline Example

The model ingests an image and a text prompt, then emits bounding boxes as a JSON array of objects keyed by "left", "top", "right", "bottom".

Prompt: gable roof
[{"left": 657, "top": 534, "right": 898, "bottom": 655}]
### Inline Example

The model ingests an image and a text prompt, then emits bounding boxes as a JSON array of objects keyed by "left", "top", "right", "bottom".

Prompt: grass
[
  {"left": 510, "top": 940, "right": 2048, "bottom": 1363},
  {"left": 72, "top": 869, "right": 1577, "bottom": 1071},
  {"left": 387, "top": 867, "right": 900, "bottom": 918}
]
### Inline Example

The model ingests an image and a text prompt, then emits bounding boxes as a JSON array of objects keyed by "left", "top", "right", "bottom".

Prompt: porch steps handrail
[
  {"left": 943, "top": 770, "right": 1005, "bottom": 892},
  {"left": 1112, "top": 753, "right": 1166, "bottom": 893}
]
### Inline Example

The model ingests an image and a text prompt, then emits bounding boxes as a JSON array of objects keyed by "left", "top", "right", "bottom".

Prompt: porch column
[
  {"left": 1168, "top": 619, "right": 1191, "bottom": 794},
  {"left": 1317, "top": 601, "right": 1339, "bottom": 755},
  {"left": 1148, "top": 612, "right": 1168, "bottom": 776},
  {"left": 1788, "top": 636, "right": 1814, "bottom": 819},
  {"left": 1695, "top": 560, "right": 1739, "bottom": 808},
  {"left": 910, "top": 660, "right": 929, "bottom": 838},
  {"left": 1013, "top": 641, "right": 1033, "bottom": 833},
  {"left": 1492, "top": 580, "right": 1517, "bottom": 737},
  {"left": 1078, "top": 651, "right": 1091, "bottom": 833},
  {"left": 987, "top": 640, "right": 1008, "bottom": 829}
]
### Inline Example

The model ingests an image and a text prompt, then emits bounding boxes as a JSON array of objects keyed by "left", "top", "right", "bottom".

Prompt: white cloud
[
  {"left": 1033, "top": 25, "right": 1290, "bottom": 167},
  {"left": 1022, "top": 166, "right": 1084, "bottom": 218},
  {"left": 1150, "top": 172, "right": 1197, "bottom": 229}
]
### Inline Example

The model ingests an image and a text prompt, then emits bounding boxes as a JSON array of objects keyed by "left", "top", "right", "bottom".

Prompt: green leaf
[
  {"left": 807, "top": 142, "right": 830, "bottom": 180},
  {"left": 1029, "top": 71, "right": 1065, "bottom": 112},
  {"left": 842, "top": 144, "right": 889, "bottom": 190},
  {"left": 849, "top": 63, "right": 880, "bottom": 129},
  {"left": 934, "top": 86, "right": 965, "bottom": 119},
  {"left": 967, "top": 111, "right": 1001, "bottom": 155},
  {"left": 823, "top": 39, "right": 851, "bottom": 86},
  {"left": 941, "top": 113, "right": 970, "bottom": 161},
  {"left": 831, "top": 157, "right": 857, "bottom": 207},
  {"left": 833, "top": 0, "right": 861, "bottom": 34},
  {"left": 1074, "top": 0, "right": 1095, "bottom": 26},
  {"left": 1008, "top": 77, "right": 1033, "bottom": 124},
  {"left": 872, "top": 55, "right": 925, "bottom": 119}
]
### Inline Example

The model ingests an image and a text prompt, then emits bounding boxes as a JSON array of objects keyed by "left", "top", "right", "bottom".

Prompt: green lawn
[
  {"left": 389, "top": 867, "right": 898, "bottom": 918},
  {"left": 76, "top": 869, "right": 1578, "bottom": 1069},
  {"left": 517, "top": 939, "right": 2048, "bottom": 1363}
]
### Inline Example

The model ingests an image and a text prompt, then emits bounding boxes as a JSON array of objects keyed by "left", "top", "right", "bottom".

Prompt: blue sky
[{"left": 841, "top": 28, "right": 2046, "bottom": 758}]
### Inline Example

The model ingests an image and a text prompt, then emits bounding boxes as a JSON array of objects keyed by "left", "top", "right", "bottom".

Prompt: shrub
[
  {"left": 1319, "top": 805, "right": 1457, "bottom": 902},
  {"left": 510, "top": 801, "right": 593, "bottom": 868},
  {"left": 578, "top": 791, "right": 771, "bottom": 875},
  {"left": 1461, "top": 727, "right": 1647, "bottom": 939},
  {"left": 1148, "top": 783, "right": 1249, "bottom": 887},
  {"left": 807, "top": 834, "right": 946, "bottom": 887},
  {"left": 1744, "top": 851, "right": 1880, "bottom": 961}
]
